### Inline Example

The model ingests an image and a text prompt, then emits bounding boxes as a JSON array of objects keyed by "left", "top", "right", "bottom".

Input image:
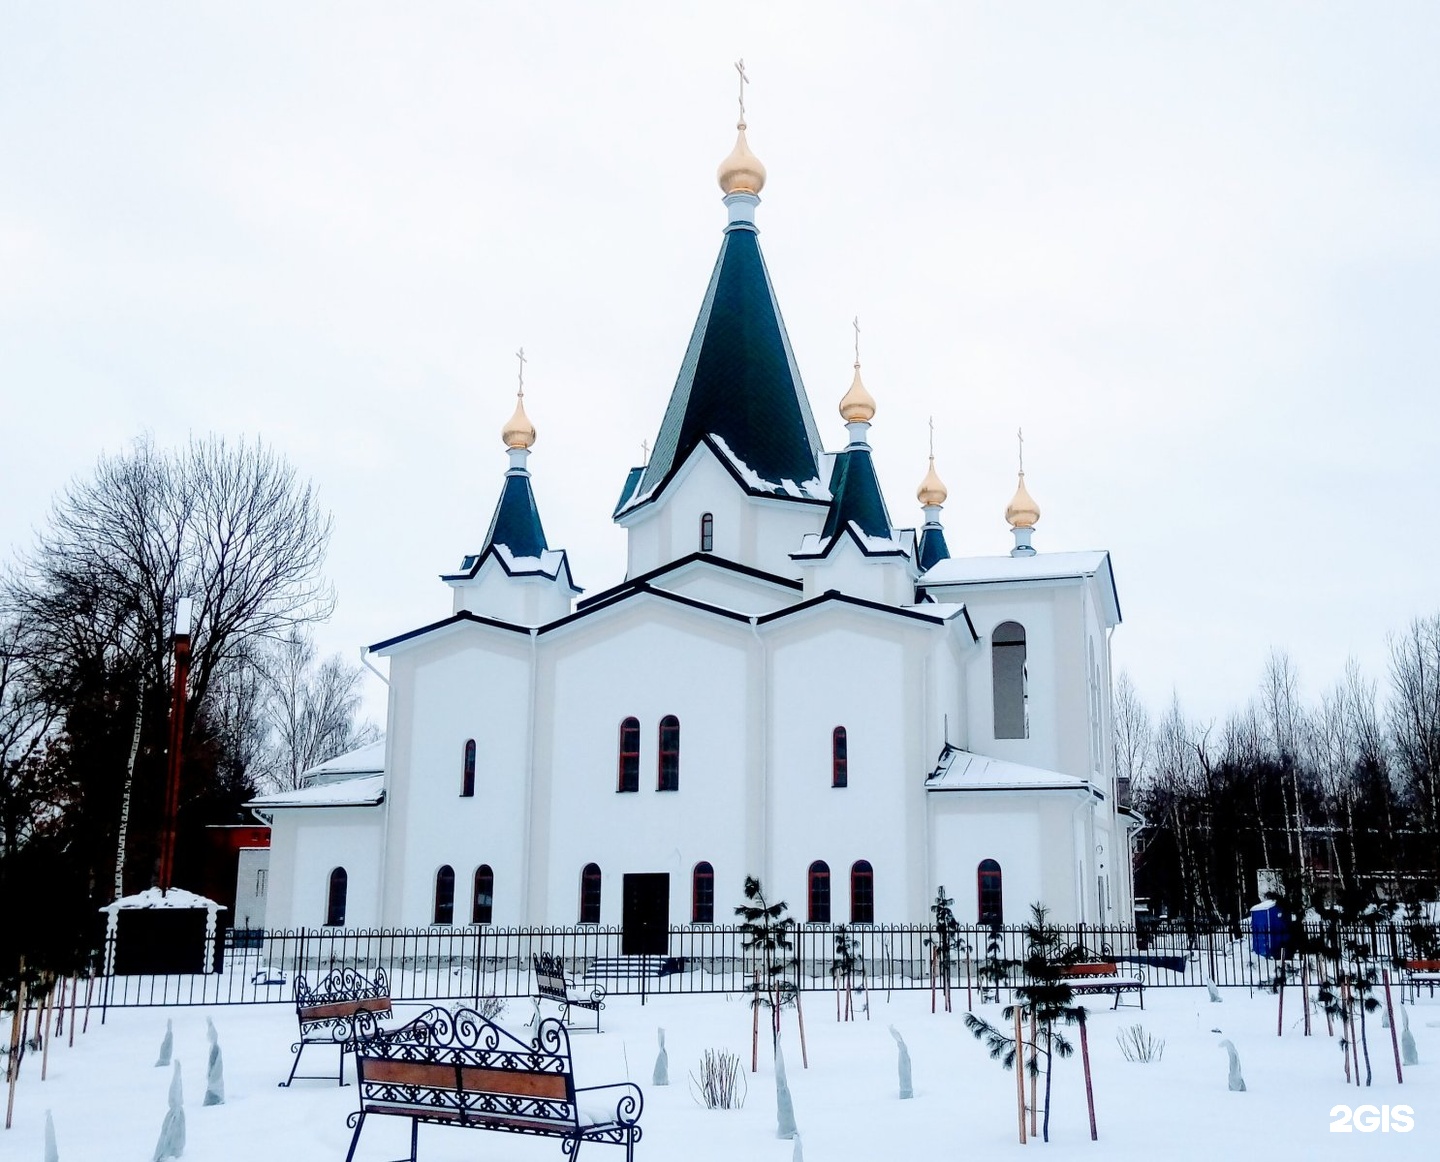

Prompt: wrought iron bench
[
  {"left": 345, "top": 1005, "right": 643, "bottom": 1162},
  {"left": 1059, "top": 961, "right": 1144, "bottom": 1009},
  {"left": 280, "top": 965, "right": 392, "bottom": 1087},
  {"left": 533, "top": 951, "right": 606, "bottom": 1031},
  {"left": 1402, "top": 959, "right": 1440, "bottom": 1001}
]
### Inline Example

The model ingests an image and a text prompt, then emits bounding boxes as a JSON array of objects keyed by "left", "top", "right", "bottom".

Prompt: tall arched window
[
  {"left": 434, "top": 865, "right": 455, "bottom": 925},
  {"left": 617, "top": 718, "right": 640, "bottom": 793},
  {"left": 658, "top": 715, "right": 680, "bottom": 791},
  {"left": 832, "top": 726, "right": 848, "bottom": 788},
  {"left": 692, "top": 861, "right": 715, "bottom": 924},
  {"left": 461, "top": 739, "right": 476, "bottom": 797},
  {"left": 992, "top": 621, "right": 1029, "bottom": 739},
  {"left": 978, "top": 859, "right": 1003, "bottom": 926},
  {"left": 850, "top": 860, "right": 874, "bottom": 924},
  {"left": 325, "top": 867, "right": 347, "bottom": 927},
  {"left": 699, "top": 512, "right": 714, "bottom": 552},
  {"left": 808, "top": 860, "right": 831, "bottom": 923},
  {"left": 579, "top": 863, "right": 602, "bottom": 924},
  {"left": 472, "top": 865, "right": 494, "bottom": 925}
]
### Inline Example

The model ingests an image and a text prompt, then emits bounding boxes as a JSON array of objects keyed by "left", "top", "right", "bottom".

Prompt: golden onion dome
[
  {"left": 717, "top": 122, "right": 767, "bottom": 196},
  {"left": 917, "top": 457, "right": 948, "bottom": 507},
  {"left": 839, "top": 364, "right": 876, "bottom": 423},
  {"left": 1005, "top": 471, "right": 1040, "bottom": 529},
  {"left": 501, "top": 393, "right": 536, "bottom": 450}
]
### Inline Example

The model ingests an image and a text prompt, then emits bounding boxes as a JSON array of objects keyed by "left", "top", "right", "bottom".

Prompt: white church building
[{"left": 249, "top": 112, "right": 1137, "bottom": 934}]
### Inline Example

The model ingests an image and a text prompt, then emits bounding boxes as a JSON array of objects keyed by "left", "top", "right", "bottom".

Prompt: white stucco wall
[{"left": 264, "top": 805, "right": 384, "bottom": 929}]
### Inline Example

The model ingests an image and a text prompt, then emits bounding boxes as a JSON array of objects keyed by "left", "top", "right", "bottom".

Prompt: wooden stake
[
  {"left": 5, "top": 958, "right": 26, "bottom": 1130},
  {"left": 751, "top": 971, "right": 760, "bottom": 1073},
  {"left": 1382, "top": 969, "right": 1403, "bottom": 1085},
  {"left": 1029, "top": 1012, "right": 1038, "bottom": 1139},
  {"left": 1079, "top": 1011, "right": 1098, "bottom": 1141},
  {"left": 1276, "top": 966, "right": 1285, "bottom": 1036},
  {"left": 965, "top": 949, "right": 973, "bottom": 1013},
  {"left": 81, "top": 976, "right": 94, "bottom": 1036},
  {"left": 930, "top": 947, "right": 937, "bottom": 1014},
  {"left": 68, "top": 977, "right": 78, "bottom": 1049},
  {"left": 1301, "top": 959, "right": 1311, "bottom": 1036},
  {"left": 1013, "top": 1005, "right": 1027, "bottom": 1145},
  {"left": 52, "top": 977, "right": 65, "bottom": 1041},
  {"left": 41, "top": 980, "right": 55, "bottom": 1080},
  {"left": 795, "top": 990, "right": 809, "bottom": 1069}
]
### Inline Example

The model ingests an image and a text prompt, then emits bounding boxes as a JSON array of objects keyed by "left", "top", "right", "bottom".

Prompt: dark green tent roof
[
  {"left": 820, "top": 445, "right": 893, "bottom": 542},
  {"left": 918, "top": 524, "right": 951, "bottom": 571},
  {"left": 619, "top": 220, "right": 825, "bottom": 514},
  {"left": 481, "top": 470, "right": 548, "bottom": 559}
]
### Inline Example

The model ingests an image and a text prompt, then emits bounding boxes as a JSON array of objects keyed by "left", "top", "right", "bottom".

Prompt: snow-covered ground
[{"left": 6, "top": 986, "right": 1438, "bottom": 1159}]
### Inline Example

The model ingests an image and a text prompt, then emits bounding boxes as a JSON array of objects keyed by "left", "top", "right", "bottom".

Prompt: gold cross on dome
[
  {"left": 1017, "top": 427, "right": 1025, "bottom": 473},
  {"left": 929, "top": 415, "right": 936, "bottom": 460},
  {"left": 516, "top": 347, "right": 527, "bottom": 397},
  {"left": 852, "top": 316, "right": 861, "bottom": 366},
  {"left": 735, "top": 58, "right": 749, "bottom": 125}
]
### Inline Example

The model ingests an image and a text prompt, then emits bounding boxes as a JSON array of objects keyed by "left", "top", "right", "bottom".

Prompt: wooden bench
[
  {"left": 1402, "top": 959, "right": 1440, "bottom": 1001},
  {"left": 533, "top": 952, "right": 606, "bottom": 1032},
  {"left": 280, "top": 966, "right": 392, "bottom": 1087},
  {"left": 345, "top": 1005, "right": 642, "bottom": 1162},
  {"left": 1059, "top": 961, "right": 1144, "bottom": 1009}
]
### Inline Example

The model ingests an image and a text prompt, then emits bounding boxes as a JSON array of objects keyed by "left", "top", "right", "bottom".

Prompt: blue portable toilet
[{"left": 1250, "top": 901, "right": 1288, "bottom": 959}]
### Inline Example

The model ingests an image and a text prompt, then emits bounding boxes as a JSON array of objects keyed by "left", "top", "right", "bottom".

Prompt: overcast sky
[{"left": 3, "top": 3, "right": 1438, "bottom": 729}]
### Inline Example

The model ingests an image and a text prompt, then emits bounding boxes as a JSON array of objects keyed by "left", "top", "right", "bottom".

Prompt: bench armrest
[{"left": 574, "top": 1081, "right": 644, "bottom": 1126}]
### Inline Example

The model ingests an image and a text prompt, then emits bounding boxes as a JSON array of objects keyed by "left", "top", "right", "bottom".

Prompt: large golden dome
[
  {"left": 717, "top": 123, "right": 767, "bottom": 196},
  {"left": 839, "top": 364, "right": 876, "bottom": 423},
  {"left": 1005, "top": 471, "right": 1040, "bottom": 529},
  {"left": 501, "top": 393, "right": 536, "bottom": 450}
]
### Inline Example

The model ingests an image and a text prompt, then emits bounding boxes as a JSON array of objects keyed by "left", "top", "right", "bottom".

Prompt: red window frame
[
  {"left": 692, "top": 861, "right": 715, "bottom": 924},
  {"left": 472, "top": 865, "right": 494, "bottom": 925},
  {"left": 658, "top": 715, "right": 680, "bottom": 791},
  {"left": 978, "top": 859, "right": 1003, "bottom": 926},
  {"left": 832, "top": 726, "right": 848, "bottom": 788},
  {"left": 617, "top": 718, "right": 640, "bottom": 792},
  {"left": 434, "top": 865, "right": 455, "bottom": 926},
  {"left": 808, "top": 860, "right": 831, "bottom": 924},
  {"left": 580, "top": 863, "right": 602, "bottom": 924},
  {"left": 461, "top": 739, "right": 476, "bottom": 797},
  {"left": 850, "top": 860, "right": 874, "bottom": 924}
]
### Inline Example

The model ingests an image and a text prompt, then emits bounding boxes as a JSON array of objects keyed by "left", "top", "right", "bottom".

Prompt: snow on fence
[{"left": 90, "top": 920, "right": 1429, "bottom": 1010}]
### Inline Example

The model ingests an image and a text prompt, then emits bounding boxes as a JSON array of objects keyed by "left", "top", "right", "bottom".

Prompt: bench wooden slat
[
  {"left": 459, "top": 1066, "right": 569, "bottom": 1102},
  {"left": 299, "top": 996, "right": 392, "bottom": 1023},
  {"left": 363, "top": 1059, "right": 458, "bottom": 1089}
]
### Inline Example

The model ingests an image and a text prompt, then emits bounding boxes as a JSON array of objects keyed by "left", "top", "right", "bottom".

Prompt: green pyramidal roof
[
  {"left": 821, "top": 445, "right": 894, "bottom": 542},
  {"left": 482, "top": 470, "right": 548, "bottom": 559},
  {"left": 618, "top": 219, "right": 826, "bottom": 515}
]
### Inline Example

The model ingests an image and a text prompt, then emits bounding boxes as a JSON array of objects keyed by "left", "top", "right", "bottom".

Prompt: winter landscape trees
[
  {"left": 0, "top": 436, "right": 375, "bottom": 1001},
  {"left": 1127, "top": 628, "right": 1440, "bottom": 922}
]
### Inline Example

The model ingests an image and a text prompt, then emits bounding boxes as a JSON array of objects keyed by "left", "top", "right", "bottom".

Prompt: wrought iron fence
[{"left": 92, "top": 920, "right": 1434, "bottom": 1010}]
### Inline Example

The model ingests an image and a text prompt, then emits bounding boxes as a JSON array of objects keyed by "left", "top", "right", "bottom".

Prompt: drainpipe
[
  {"left": 520, "top": 628, "right": 540, "bottom": 922},
  {"left": 749, "top": 618, "right": 771, "bottom": 888}
]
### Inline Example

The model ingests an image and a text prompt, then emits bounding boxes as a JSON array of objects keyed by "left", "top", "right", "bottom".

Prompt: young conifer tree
[
  {"left": 964, "top": 903, "right": 1088, "bottom": 1142},
  {"left": 735, "top": 877, "right": 797, "bottom": 1061}
]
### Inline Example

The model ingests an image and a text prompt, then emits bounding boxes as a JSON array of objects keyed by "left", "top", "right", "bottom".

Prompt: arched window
[
  {"left": 461, "top": 739, "right": 476, "bottom": 797},
  {"left": 472, "top": 865, "right": 494, "bottom": 925},
  {"left": 850, "top": 860, "right": 874, "bottom": 924},
  {"left": 434, "top": 865, "right": 455, "bottom": 925},
  {"left": 808, "top": 861, "right": 831, "bottom": 924},
  {"left": 700, "top": 512, "right": 714, "bottom": 552},
  {"left": 325, "top": 867, "right": 347, "bottom": 927},
  {"left": 617, "top": 718, "right": 640, "bottom": 793},
  {"left": 978, "top": 859, "right": 1003, "bottom": 926},
  {"left": 658, "top": 715, "right": 680, "bottom": 791},
  {"left": 992, "top": 622, "right": 1029, "bottom": 739},
  {"left": 832, "top": 726, "right": 848, "bottom": 788},
  {"left": 692, "top": 861, "right": 715, "bottom": 924},
  {"left": 579, "top": 863, "right": 602, "bottom": 924}
]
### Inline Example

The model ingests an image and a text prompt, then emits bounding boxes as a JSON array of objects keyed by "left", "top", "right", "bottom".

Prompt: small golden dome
[
  {"left": 502, "top": 393, "right": 536, "bottom": 450},
  {"left": 717, "top": 122, "right": 767, "bottom": 196},
  {"left": 1005, "top": 471, "right": 1040, "bottom": 529},
  {"left": 839, "top": 364, "right": 876, "bottom": 423},
  {"left": 917, "top": 457, "right": 947, "bottom": 507}
]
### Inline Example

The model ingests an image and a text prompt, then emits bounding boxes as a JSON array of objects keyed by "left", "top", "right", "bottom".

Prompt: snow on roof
[
  {"left": 301, "top": 740, "right": 385, "bottom": 782},
  {"left": 921, "top": 550, "right": 1110, "bottom": 586},
  {"left": 921, "top": 550, "right": 1120, "bottom": 625},
  {"left": 246, "top": 773, "right": 385, "bottom": 810},
  {"left": 925, "top": 748, "right": 1100, "bottom": 796},
  {"left": 494, "top": 544, "right": 570, "bottom": 580},
  {"left": 102, "top": 887, "right": 225, "bottom": 913},
  {"left": 709, "top": 433, "right": 829, "bottom": 502}
]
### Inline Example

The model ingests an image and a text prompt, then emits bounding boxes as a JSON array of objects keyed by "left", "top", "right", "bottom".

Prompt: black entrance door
[{"left": 621, "top": 873, "right": 670, "bottom": 956}]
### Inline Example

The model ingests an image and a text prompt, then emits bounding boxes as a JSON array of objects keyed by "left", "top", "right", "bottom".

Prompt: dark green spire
[
  {"left": 619, "top": 218, "right": 825, "bottom": 515},
  {"left": 918, "top": 524, "right": 951, "bottom": 571},
  {"left": 482, "top": 469, "right": 548, "bottom": 559},
  {"left": 821, "top": 445, "right": 892, "bottom": 541}
]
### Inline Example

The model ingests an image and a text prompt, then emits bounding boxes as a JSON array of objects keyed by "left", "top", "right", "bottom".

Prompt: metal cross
[
  {"left": 735, "top": 59, "right": 749, "bottom": 125},
  {"left": 929, "top": 416, "right": 935, "bottom": 460},
  {"left": 852, "top": 316, "right": 861, "bottom": 365},
  {"left": 1017, "top": 427, "right": 1025, "bottom": 473},
  {"left": 515, "top": 347, "right": 527, "bottom": 397},
  {"left": 641, "top": 438, "right": 650, "bottom": 465}
]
